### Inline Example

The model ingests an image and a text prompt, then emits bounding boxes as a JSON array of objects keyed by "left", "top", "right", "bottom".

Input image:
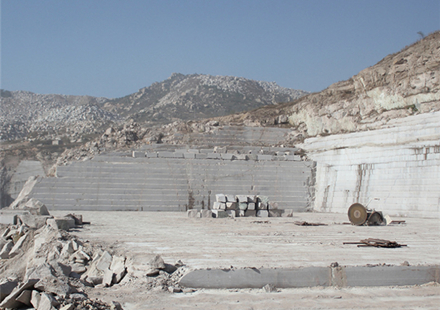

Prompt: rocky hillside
[
  {"left": 0, "top": 75, "right": 308, "bottom": 142},
  {"left": 219, "top": 31, "right": 440, "bottom": 138},
  {"left": 100, "top": 73, "right": 309, "bottom": 124},
  {"left": 0, "top": 90, "right": 119, "bottom": 141}
]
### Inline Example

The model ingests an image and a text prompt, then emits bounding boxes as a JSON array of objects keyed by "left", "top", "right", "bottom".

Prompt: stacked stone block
[{"left": 212, "top": 194, "right": 274, "bottom": 218}]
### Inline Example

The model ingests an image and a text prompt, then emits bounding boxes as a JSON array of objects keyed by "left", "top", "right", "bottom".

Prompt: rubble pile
[
  {"left": 0, "top": 195, "right": 129, "bottom": 309},
  {"left": 188, "top": 194, "right": 285, "bottom": 218}
]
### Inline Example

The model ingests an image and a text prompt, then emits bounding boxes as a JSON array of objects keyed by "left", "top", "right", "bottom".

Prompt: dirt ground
[{"left": 52, "top": 211, "right": 440, "bottom": 309}]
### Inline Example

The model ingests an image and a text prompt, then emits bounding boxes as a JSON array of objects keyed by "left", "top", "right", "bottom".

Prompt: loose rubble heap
[
  {"left": 187, "top": 194, "right": 286, "bottom": 218},
  {"left": 0, "top": 191, "right": 129, "bottom": 309}
]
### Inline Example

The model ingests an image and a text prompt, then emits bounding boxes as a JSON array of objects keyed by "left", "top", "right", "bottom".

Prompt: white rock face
[{"left": 300, "top": 111, "right": 440, "bottom": 218}]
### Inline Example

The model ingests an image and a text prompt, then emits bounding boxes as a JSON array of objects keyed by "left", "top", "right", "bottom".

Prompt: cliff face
[{"left": 223, "top": 31, "right": 440, "bottom": 137}]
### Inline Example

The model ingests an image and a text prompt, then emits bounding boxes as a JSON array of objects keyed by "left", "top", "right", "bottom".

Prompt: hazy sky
[{"left": 1, "top": 0, "right": 439, "bottom": 98}]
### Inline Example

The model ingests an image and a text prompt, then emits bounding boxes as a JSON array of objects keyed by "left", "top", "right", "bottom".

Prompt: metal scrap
[
  {"left": 343, "top": 238, "right": 407, "bottom": 248},
  {"left": 293, "top": 221, "right": 327, "bottom": 226}
]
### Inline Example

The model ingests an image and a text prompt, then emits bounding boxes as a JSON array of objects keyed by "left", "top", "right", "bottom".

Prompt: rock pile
[{"left": 0, "top": 189, "right": 128, "bottom": 309}]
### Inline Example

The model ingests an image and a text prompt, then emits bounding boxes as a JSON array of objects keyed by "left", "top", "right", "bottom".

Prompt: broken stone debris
[
  {"left": 0, "top": 214, "right": 127, "bottom": 309},
  {"left": 144, "top": 254, "right": 190, "bottom": 294}
]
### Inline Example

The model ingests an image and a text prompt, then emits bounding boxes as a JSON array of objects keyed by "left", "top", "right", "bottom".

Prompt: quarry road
[{"left": 53, "top": 211, "right": 440, "bottom": 269}]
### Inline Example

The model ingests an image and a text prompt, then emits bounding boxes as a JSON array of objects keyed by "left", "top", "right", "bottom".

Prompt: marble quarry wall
[
  {"left": 300, "top": 111, "right": 440, "bottom": 219},
  {"left": 29, "top": 147, "right": 314, "bottom": 212}
]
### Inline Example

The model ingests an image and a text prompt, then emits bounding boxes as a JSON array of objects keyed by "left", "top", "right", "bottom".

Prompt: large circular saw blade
[{"left": 348, "top": 203, "right": 368, "bottom": 225}]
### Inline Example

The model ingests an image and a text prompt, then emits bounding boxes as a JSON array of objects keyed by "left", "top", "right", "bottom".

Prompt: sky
[{"left": 1, "top": 0, "right": 439, "bottom": 98}]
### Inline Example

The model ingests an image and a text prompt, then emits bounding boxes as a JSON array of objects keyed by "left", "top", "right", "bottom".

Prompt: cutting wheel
[{"left": 348, "top": 203, "right": 368, "bottom": 225}]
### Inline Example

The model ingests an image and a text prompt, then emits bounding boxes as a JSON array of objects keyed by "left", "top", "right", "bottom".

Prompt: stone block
[
  {"left": 257, "top": 154, "right": 273, "bottom": 161},
  {"left": 214, "top": 146, "right": 227, "bottom": 153},
  {"left": 187, "top": 210, "right": 198, "bottom": 218},
  {"left": 285, "top": 155, "right": 301, "bottom": 161},
  {"left": 200, "top": 210, "right": 212, "bottom": 218},
  {"left": 0, "top": 212, "right": 17, "bottom": 225},
  {"left": 47, "top": 217, "right": 75, "bottom": 230},
  {"left": 187, "top": 149, "right": 200, "bottom": 153},
  {"left": 245, "top": 210, "right": 256, "bottom": 217},
  {"left": 226, "top": 202, "right": 237, "bottom": 210},
  {"left": 257, "top": 210, "right": 269, "bottom": 217},
  {"left": 18, "top": 214, "right": 52, "bottom": 229},
  {"left": 212, "top": 210, "right": 228, "bottom": 218},
  {"left": 132, "top": 151, "right": 145, "bottom": 158},
  {"left": 220, "top": 153, "right": 235, "bottom": 160},
  {"left": 158, "top": 152, "right": 184, "bottom": 158},
  {"left": 236, "top": 195, "right": 248, "bottom": 203},
  {"left": 238, "top": 202, "right": 248, "bottom": 210},
  {"left": 195, "top": 153, "right": 207, "bottom": 159},
  {"left": 215, "top": 194, "right": 226, "bottom": 202},
  {"left": 257, "top": 195, "right": 270, "bottom": 205},
  {"left": 236, "top": 154, "right": 248, "bottom": 160},
  {"left": 183, "top": 153, "right": 196, "bottom": 159},
  {"left": 212, "top": 202, "right": 225, "bottom": 210},
  {"left": 247, "top": 203, "right": 256, "bottom": 210},
  {"left": 257, "top": 202, "right": 268, "bottom": 210},
  {"left": 247, "top": 154, "right": 258, "bottom": 161},
  {"left": 146, "top": 152, "right": 158, "bottom": 158},
  {"left": 247, "top": 195, "right": 256, "bottom": 203},
  {"left": 206, "top": 153, "right": 221, "bottom": 159},
  {"left": 22, "top": 198, "right": 50, "bottom": 215},
  {"left": 225, "top": 194, "right": 236, "bottom": 202}
]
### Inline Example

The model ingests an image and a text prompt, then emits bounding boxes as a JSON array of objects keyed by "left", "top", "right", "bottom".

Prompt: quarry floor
[{"left": 52, "top": 211, "right": 440, "bottom": 309}]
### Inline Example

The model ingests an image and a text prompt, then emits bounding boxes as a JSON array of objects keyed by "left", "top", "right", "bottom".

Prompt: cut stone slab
[
  {"left": 18, "top": 214, "right": 52, "bottom": 229},
  {"left": 179, "top": 267, "right": 329, "bottom": 289},
  {"left": 247, "top": 203, "right": 256, "bottom": 210}
]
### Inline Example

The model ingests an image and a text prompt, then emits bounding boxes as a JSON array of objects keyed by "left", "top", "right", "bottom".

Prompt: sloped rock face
[
  {"left": 224, "top": 31, "right": 440, "bottom": 137},
  {"left": 101, "top": 73, "right": 309, "bottom": 125}
]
